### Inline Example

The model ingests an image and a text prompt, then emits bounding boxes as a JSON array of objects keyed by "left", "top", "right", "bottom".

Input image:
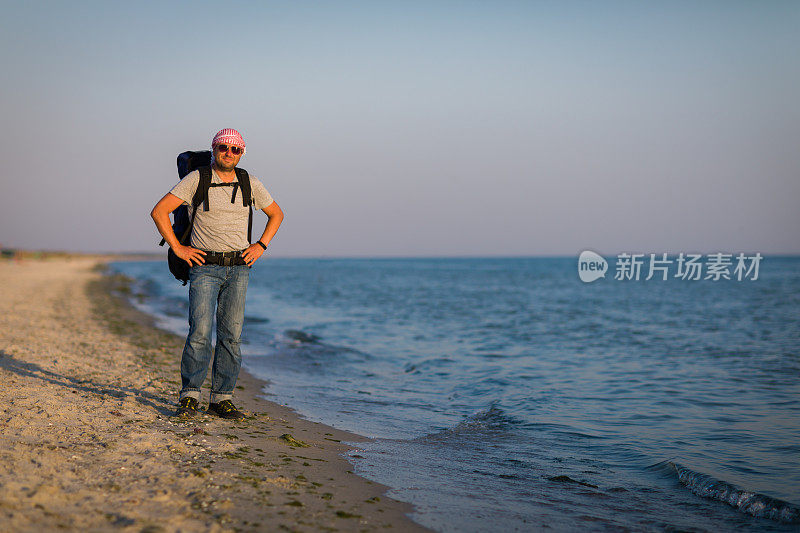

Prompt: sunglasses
[{"left": 215, "top": 144, "right": 244, "bottom": 155}]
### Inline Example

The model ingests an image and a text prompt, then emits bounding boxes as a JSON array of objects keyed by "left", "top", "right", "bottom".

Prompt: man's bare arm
[
  {"left": 150, "top": 193, "right": 206, "bottom": 266},
  {"left": 257, "top": 201, "right": 284, "bottom": 248},
  {"left": 241, "top": 201, "right": 284, "bottom": 266}
]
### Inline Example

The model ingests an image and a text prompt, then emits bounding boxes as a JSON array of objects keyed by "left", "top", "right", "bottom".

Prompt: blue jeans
[{"left": 179, "top": 264, "right": 249, "bottom": 404}]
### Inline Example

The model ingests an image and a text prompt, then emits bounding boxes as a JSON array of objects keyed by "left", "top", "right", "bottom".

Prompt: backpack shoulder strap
[
  {"left": 235, "top": 167, "right": 253, "bottom": 243},
  {"left": 179, "top": 167, "right": 210, "bottom": 246},
  {"left": 194, "top": 166, "right": 212, "bottom": 211},
  {"left": 234, "top": 168, "right": 252, "bottom": 207}
]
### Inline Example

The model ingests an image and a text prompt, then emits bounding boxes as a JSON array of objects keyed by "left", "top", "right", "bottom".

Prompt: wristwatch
[{"left": 256, "top": 241, "right": 267, "bottom": 251}]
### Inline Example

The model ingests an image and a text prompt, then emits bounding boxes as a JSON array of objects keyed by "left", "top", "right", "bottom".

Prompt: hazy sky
[{"left": 1, "top": 1, "right": 798, "bottom": 256}]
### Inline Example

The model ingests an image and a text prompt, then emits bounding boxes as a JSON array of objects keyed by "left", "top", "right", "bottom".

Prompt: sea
[{"left": 109, "top": 256, "right": 800, "bottom": 532}]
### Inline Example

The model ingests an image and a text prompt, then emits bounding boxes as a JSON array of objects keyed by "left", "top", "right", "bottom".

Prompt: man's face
[{"left": 213, "top": 143, "right": 244, "bottom": 171}]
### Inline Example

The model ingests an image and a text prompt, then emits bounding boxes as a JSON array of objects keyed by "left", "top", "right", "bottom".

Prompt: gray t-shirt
[{"left": 169, "top": 168, "right": 274, "bottom": 252}]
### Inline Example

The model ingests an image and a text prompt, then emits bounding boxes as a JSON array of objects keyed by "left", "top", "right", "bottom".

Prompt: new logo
[{"left": 578, "top": 251, "right": 608, "bottom": 283}]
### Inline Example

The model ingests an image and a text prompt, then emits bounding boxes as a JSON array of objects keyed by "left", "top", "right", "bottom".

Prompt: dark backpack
[{"left": 160, "top": 150, "right": 253, "bottom": 284}]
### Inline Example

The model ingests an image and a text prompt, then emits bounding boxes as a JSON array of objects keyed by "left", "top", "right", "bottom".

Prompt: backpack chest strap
[{"left": 208, "top": 182, "right": 241, "bottom": 205}]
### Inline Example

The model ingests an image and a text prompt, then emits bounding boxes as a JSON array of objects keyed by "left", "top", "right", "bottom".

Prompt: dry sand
[{"left": 0, "top": 257, "right": 429, "bottom": 532}]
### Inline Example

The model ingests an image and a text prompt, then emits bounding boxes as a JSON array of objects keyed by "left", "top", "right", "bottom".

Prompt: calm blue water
[{"left": 110, "top": 257, "right": 800, "bottom": 531}]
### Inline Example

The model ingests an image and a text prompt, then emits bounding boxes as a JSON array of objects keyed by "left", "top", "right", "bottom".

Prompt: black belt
[{"left": 201, "top": 250, "right": 247, "bottom": 266}]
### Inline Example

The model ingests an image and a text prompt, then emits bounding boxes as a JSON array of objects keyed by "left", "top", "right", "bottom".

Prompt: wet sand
[{"left": 0, "top": 257, "right": 428, "bottom": 532}]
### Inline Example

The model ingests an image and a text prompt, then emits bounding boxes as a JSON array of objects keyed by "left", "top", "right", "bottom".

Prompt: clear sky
[{"left": 1, "top": 1, "right": 797, "bottom": 257}]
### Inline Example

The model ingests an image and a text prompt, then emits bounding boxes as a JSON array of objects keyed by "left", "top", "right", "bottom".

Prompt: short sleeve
[
  {"left": 249, "top": 176, "right": 274, "bottom": 210},
  {"left": 169, "top": 171, "right": 200, "bottom": 205}
]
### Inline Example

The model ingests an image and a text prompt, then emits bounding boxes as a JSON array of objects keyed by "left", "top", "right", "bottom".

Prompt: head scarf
[{"left": 212, "top": 128, "right": 246, "bottom": 154}]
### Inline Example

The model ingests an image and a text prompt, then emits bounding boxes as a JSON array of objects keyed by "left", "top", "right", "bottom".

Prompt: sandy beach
[{"left": 0, "top": 257, "right": 427, "bottom": 532}]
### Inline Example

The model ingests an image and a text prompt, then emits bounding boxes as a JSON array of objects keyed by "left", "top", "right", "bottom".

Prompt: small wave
[
  {"left": 403, "top": 357, "right": 455, "bottom": 374},
  {"left": 452, "top": 404, "right": 522, "bottom": 431},
  {"left": 547, "top": 475, "right": 598, "bottom": 488},
  {"left": 667, "top": 462, "right": 799, "bottom": 523},
  {"left": 267, "top": 330, "right": 372, "bottom": 365},
  {"left": 284, "top": 329, "right": 321, "bottom": 344},
  {"left": 414, "top": 404, "right": 522, "bottom": 442}
]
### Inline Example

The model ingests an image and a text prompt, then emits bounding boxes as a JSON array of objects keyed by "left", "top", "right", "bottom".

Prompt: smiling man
[{"left": 151, "top": 128, "right": 284, "bottom": 419}]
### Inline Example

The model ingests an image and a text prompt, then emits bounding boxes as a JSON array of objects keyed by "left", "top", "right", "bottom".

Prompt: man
[{"left": 151, "top": 128, "right": 284, "bottom": 419}]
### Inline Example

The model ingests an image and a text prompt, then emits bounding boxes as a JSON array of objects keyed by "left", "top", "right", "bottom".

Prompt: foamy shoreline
[{"left": 0, "top": 257, "right": 426, "bottom": 532}]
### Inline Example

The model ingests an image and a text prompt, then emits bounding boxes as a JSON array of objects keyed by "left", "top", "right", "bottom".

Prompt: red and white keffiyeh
[{"left": 212, "top": 128, "right": 246, "bottom": 154}]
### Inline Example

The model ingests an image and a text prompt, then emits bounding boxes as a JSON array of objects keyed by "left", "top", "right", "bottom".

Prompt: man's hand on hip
[
  {"left": 174, "top": 245, "right": 206, "bottom": 266},
  {"left": 242, "top": 243, "right": 265, "bottom": 266}
]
